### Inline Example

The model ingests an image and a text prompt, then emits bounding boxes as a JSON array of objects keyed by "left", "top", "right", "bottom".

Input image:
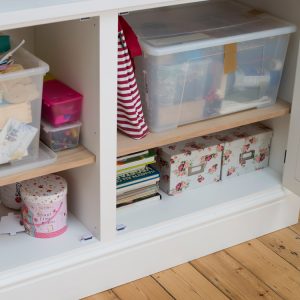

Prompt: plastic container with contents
[
  {"left": 40, "top": 121, "right": 81, "bottom": 152},
  {"left": 125, "top": 0, "right": 296, "bottom": 132},
  {"left": 0, "top": 47, "right": 49, "bottom": 166},
  {"left": 42, "top": 80, "right": 83, "bottom": 127}
]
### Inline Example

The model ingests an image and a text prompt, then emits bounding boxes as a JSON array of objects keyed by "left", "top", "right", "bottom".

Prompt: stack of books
[{"left": 117, "top": 150, "right": 160, "bottom": 207}]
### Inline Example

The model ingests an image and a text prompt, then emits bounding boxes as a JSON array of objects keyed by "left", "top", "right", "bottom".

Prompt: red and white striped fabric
[{"left": 117, "top": 17, "right": 149, "bottom": 140}]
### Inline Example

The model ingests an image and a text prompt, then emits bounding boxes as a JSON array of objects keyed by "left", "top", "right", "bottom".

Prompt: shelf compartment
[
  {"left": 0, "top": 209, "right": 97, "bottom": 273},
  {"left": 0, "top": 145, "right": 96, "bottom": 187},
  {"left": 117, "top": 99, "right": 290, "bottom": 157},
  {"left": 116, "top": 167, "right": 284, "bottom": 233}
]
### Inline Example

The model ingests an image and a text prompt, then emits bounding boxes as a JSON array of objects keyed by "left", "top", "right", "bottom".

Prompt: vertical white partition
[
  {"left": 35, "top": 18, "right": 103, "bottom": 238},
  {"left": 98, "top": 11, "right": 118, "bottom": 241}
]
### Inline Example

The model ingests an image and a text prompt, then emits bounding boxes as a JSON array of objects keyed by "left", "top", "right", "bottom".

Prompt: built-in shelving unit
[
  {"left": 117, "top": 100, "right": 290, "bottom": 157},
  {"left": 1, "top": 0, "right": 300, "bottom": 299},
  {"left": 0, "top": 146, "right": 95, "bottom": 187}
]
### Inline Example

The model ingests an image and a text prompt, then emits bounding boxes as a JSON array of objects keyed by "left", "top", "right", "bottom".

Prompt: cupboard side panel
[
  {"left": 34, "top": 18, "right": 101, "bottom": 238},
  {"left": 98, "top": 12, "right": 118, "bottom": 241},
  {"left": 283, "top": 49, "right": 300, "bottom": 195}
]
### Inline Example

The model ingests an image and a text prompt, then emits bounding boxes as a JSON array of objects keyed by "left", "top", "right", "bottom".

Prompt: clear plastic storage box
[
  {"left": 41, "top": 121, "right": 81, "bottom": 152},
  {"left": 42, "top": 79, "right": 83, "bottom": 127},
  {"left": 0, "top": 47, "right": 49, "bottom": 166},
  {"left": 126, "top": 0, "right": 296, "bottom": 132}
]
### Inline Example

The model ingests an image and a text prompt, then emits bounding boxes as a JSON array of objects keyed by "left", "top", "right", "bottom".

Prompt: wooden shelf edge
[
  {"left": 117, "top": 99, "right": 291, "bottom": 157},
  {"left": 0, "top": 145, "right": 96, "bottom": 187}
]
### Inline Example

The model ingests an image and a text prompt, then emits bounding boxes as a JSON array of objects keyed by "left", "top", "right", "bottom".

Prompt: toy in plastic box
[
  {"left": 0, "top": 48, "right": 49, "bottom": 165},
  {"left": 40, "top": 121, "right": 81, "bottom": 152}
]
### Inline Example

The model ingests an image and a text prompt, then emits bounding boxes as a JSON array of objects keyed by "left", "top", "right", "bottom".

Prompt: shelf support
[{"left": 98, "top": 11, "right": 118, "bottom": 242}]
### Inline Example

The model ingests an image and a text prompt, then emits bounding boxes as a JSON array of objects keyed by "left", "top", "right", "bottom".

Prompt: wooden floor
[{"left": 85, "top": 221, "right": 300, "bottom": 300}]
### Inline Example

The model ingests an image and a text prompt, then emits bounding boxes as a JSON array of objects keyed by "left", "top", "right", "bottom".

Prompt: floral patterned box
[
  {"left": 156, "top": 136, "right": 223, "bottom": 195},
  {"left": 214, "top": 123, "right": 273, "bottom": 180}
]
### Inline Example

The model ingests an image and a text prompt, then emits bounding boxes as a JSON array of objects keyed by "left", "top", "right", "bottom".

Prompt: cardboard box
[
  {"left": 157, "top": 136, "right": 223, "bottom": 195},
  {"left": 214, "top": 123, "right": 273, "bottom": 180}
]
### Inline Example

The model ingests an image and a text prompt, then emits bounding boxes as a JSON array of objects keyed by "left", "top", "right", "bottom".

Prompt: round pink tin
[{"left": 20, "top": 174, "right": 67, "bottom": 238}]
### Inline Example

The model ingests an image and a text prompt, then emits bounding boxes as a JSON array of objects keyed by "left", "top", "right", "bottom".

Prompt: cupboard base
[{"left": 1, "top": 191, "right": 299, "bottom": 300}]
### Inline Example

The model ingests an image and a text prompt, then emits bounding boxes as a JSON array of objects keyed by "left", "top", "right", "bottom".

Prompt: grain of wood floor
[{"left": 84, "top": 221, "right": 300, "bottom": 300}]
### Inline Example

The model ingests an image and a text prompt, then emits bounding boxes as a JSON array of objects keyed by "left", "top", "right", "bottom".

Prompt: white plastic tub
[
  {"left": 126, "top": 0, "right": 296, "bottom": 132},
  {"left": 0, "top": 47, "right": 49, "bottom": 166}
]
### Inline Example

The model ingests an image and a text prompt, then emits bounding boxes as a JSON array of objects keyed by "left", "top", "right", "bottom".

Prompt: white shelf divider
[{"left": 99, "top": 11, "right": 118, "bottom": 242}]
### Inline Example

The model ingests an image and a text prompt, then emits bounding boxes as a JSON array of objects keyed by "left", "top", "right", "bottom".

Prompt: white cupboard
[{"left": 0, "top": 0, "right": 300, "bottom": 299}]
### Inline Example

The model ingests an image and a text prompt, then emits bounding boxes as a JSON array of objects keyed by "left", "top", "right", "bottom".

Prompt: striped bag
[{"left": 117, "top": 16, "right": 149, "bottom": 139}]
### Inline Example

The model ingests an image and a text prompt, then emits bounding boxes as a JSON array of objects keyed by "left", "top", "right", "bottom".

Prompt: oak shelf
[
  {"left": 117, "top": 99, "right": 291, "bottom": 157},
  {"left": 0, "top": 145, "right": 96, "bottom": 187}
]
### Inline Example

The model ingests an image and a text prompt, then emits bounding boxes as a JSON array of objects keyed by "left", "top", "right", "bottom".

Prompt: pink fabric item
[{"left": 117, "top": 16, "right": 149, "bottom": 139}]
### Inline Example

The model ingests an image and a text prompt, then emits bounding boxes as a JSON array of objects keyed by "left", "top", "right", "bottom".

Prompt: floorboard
[
  {"left": 226, "top": 240, "right": 300, "bottom": 300},
  {"left": 153, "top": 263, "right": 228, "bottom": 300},
  {"left": 85, "top": 221, "right": 300, "bottom": 300},
  {"left": 191, "top": 251, "right": 282, "bottom": 300},
  {"left": 259, "top": 228, "right": 300, "bottom": 271},
  {"left": 112, "top": 276, "right": 173, "bottom": 300}
]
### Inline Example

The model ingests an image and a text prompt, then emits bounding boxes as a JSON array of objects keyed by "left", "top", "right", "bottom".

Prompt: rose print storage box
[
  {"left": 20, "top": 174, "right": 68, "bottom": 238},
  {"left": 156, "top": 136, "right": 224, "bottom": 195},
  {"left": 215, "top": 123, "right": 273, "bottom": 180}
]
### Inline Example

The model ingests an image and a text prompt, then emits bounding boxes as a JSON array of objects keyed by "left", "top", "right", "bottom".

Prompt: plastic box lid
[
  {"left": 42, "top": 80, "right": 82, "bottom": 106},
  {"left": 125, "top": 0, "right": 297, "bottom": 56},
  {"left": 41, "top": 120, "right": 82, "bottom": 133}
]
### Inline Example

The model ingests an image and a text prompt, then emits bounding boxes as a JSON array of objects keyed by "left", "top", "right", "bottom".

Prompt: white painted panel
[
  {"left": 283, "top": 46, "right": 300, "bottom": 195},
  {"left": 263, "top": 115, "right": 290, "bottom": 175},
  {"left": 35, "top": 19, "right": 102, "bottom": 238},
  {"left": 98, "top": 12, "right": 118, "bottom": 241},
  {"left": 0, "top": 0, "right": 208, "bottom": 31},
  {"left": 1, "top": 193, "right": 299, "bottom": 299}
]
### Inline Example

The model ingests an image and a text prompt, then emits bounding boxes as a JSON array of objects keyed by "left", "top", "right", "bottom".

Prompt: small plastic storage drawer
[
  {"left": 0, "top": 48, "right": 49, "bottom": 166},
  {"left": 41, "top": 121, "right": 81, "bottom": 151},
  {"left": 42, "top": 80, "right": 83, "bottom": 127},
  {"left": 126, "top": 0, "right": 296, "bottom": 132}
]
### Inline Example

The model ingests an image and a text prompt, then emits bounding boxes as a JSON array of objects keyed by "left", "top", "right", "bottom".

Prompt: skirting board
[{"left": 1, "top": 192, "right": 299, "bottom": 300}]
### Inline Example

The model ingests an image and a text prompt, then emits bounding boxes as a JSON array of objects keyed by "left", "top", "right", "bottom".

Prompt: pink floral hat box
[
  {"left": 157, "top": 136, "right": 224, "bottom": 195},
  {"left": 20, "top": 174, "right": 68, "bottom": 238},
  {"left": 214, "top": 123, "right": 273, "bottom": 180}
]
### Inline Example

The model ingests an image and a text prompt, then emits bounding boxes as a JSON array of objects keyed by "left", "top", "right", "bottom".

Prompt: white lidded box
[
  {"left": 20, "top": 174, "right": 68, "bottom": 238},
  {"left": 214, "top": 123, "right": 273, "bottom": 179},
  {"left": 0, "top": 46, "right": 49, "bottom": 166},
  {"left": 156, "top": 136, "right": 223, "bottom": 195},
  {"left": 126, "top": 0, "right": 296, "bottom": 132},
  {"left": 40, "top": 121, "right": 81, "bottom": 152}
]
